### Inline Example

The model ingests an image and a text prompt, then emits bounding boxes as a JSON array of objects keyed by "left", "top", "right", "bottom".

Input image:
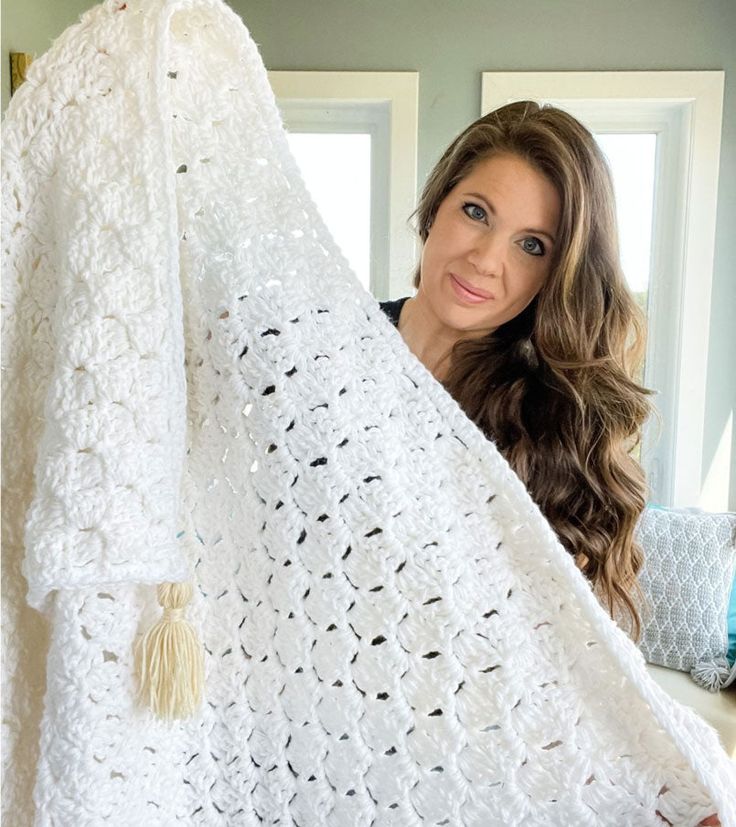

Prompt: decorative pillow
[{"left": 635, "top": 506, "right": 736, "bottom": 691}]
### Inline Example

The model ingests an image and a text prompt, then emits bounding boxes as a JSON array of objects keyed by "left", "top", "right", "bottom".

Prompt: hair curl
[{"left": 412, "top": 101, "right": 651, "bottom": 638}]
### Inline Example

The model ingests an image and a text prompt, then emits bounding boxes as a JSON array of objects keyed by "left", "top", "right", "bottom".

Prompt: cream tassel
[{"left": 136, "top": 581, "right": 204, "bottom": 720}]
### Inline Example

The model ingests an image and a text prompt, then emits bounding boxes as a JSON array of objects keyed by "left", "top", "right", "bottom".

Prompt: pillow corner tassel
[
  {"left": 135, "top": 581, "right": 204, "bottom": 720},
  {"left": 689, "top": 655, "right": 736, "bottom": 693}
]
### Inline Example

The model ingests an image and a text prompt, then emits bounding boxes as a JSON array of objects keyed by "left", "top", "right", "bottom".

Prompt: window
[
  {"left": 286, "top": 131, "right": 373, "bottom": 289},
  {"left": 594, "top": 133, "right": 656, "bottom": 328},
  {"left": 481, "top": 72, "right": 725, "bottom": 509},
  {"left": 268, "top": 71, "right": 419, "bottom": 299}
]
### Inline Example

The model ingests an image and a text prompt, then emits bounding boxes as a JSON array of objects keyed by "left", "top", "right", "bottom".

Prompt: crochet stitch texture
[{"left": 2, "top": 1, "right": 735, "bottom": 824}]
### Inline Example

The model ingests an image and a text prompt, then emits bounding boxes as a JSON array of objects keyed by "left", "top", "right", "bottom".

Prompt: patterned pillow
[{"left": 635, "top": 506, "right": 736, "bottom": 691}]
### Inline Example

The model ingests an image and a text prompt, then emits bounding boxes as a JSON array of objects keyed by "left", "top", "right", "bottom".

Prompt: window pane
[
  {"left": 595, "top": 133, "right": 657, "bottom": 461},
  {"left": 286, "top": 132, "right": 372, "bottom": 289},
  {"left": 595, "top": 133, "right": 657, "bottom": 308}
]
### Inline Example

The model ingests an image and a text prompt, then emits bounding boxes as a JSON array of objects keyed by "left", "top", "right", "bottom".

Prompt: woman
[
  {"left": 382, "top": 100, "right": 651, "bottom": 641},
  {"left": 382, "top": 101, "right": 725, "bottom": 826}
]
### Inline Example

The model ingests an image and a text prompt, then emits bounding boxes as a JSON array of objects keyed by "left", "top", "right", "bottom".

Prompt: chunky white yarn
[{"left": 2, "top": 1, "right": 735, "bottom": 825}]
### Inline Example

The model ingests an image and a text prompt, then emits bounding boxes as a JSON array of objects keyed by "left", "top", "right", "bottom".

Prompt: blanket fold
[{"left": 3, "top": 0, "right": 189, "bottom": 612}]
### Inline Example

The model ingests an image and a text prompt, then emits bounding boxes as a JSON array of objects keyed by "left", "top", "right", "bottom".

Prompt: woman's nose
[{"left": 467, "top": 232, "right": 504, "bottom": 277}]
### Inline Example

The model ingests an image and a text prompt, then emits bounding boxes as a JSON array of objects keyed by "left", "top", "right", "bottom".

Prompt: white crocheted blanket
[{"left": 2, "top": 1, "right": 735, "bottom": 824}]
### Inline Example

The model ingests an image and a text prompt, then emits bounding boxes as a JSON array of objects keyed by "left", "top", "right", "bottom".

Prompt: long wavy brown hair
[{"left": 412, "top": 101, "right": 651, "bottom": 638}]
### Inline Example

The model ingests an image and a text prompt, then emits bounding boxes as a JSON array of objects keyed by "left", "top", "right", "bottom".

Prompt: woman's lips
[{"left": 449, "top": 273, "right": 493, "bottom": 303}]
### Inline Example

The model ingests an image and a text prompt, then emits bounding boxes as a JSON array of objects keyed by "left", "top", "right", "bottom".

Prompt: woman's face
[{"left": 418, "top": 152, "right": 561, "bottom": 337}]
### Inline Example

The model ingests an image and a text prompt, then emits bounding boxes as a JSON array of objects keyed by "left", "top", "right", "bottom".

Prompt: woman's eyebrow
[{"left": 462, "top": 190, "right": 557, "bottom": 245}]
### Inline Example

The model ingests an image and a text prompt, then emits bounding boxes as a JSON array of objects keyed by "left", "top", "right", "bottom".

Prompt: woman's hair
[{"left": 413, "top": 100, "right": 651, "bottom": 638}]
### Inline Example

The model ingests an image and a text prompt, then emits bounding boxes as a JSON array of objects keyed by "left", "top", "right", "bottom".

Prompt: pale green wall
[
  {"left": 1, "top": 0, "right": 92, "bottom": 112},
  {"left": 3, "top": 0, "right": 735, "bottom": 508}
]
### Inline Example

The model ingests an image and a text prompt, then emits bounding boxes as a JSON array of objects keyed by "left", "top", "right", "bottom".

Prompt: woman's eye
[
  {"left": 462, "top": 202, "right": 487, "bottom": 222},
  {"left": 520, "top": 236, "right": 545, "bottom": 256}
]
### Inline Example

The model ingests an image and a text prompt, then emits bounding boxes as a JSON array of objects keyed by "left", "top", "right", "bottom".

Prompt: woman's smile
[{"left": 449, "top": 272, "right": 494, "bottom": 303}]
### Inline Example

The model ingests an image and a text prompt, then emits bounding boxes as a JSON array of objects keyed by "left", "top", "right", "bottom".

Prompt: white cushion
[{"left": 636, "top": 507, "right": 736, "bottom": 688}]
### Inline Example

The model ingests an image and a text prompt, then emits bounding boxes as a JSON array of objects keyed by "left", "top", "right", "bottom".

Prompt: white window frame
[
  {"left": 481, "top": 71, "right": 725, "bottom": 509},
  {"left": 268, "top": 71, "right": 419, "bottom": 299}
]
